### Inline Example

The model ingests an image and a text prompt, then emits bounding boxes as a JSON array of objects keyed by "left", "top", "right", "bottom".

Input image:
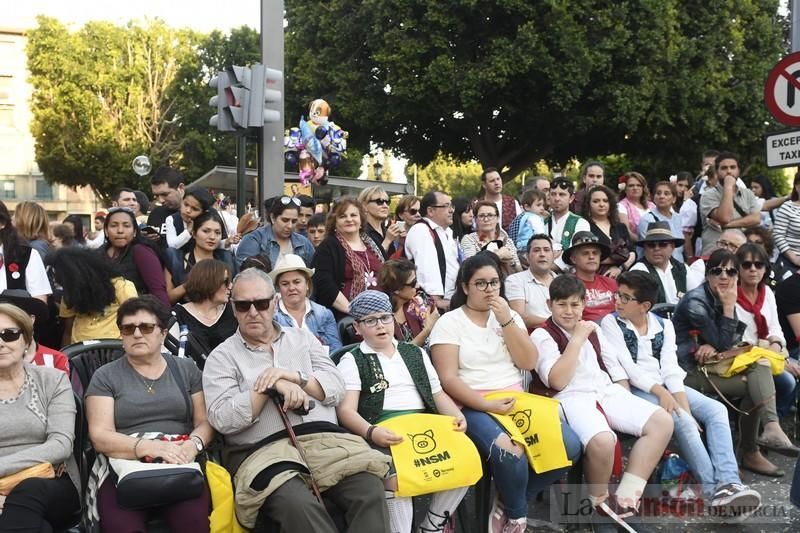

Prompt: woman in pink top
[{"left": 618, "top": 171, "right": 655, "bottom": 241}]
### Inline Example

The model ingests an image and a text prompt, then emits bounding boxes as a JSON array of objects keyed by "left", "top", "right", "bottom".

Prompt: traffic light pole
[
  {"left": 236, "top": 134, "right": 247, "bottom": 217},
  {"left": 260, "top": 0, "right": 285, "bottom": 211}
]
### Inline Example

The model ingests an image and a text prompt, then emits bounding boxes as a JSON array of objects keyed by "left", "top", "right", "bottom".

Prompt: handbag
[
  {"left": 0, "top": 463, "right": 57, "bottom": 496},
  {"left": 109, "top": 356, "right": 205, "bottom": 510}
]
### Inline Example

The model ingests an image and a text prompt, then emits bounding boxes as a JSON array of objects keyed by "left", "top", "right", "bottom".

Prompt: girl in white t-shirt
[{"left": 429, "top": 253, "right": 581, "bottom": 533}]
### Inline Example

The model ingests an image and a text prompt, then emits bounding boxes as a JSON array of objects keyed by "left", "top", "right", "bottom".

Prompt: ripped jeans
[{"left": 462, "top": 408, "right": 582, "bottom": 519}]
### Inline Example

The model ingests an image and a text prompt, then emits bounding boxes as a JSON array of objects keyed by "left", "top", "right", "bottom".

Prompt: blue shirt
[
  {"left": 273, "top": 299, "right": 342, "bottom": 351},
  {"left": 235, "top": 225, "right": 315, "bottom": 269},
  {"left": 637, "top": 209, "right": 684, "bottom": 261}
]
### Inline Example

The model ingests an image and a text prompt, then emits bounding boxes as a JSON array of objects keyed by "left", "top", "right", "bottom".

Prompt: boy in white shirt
[
  {"left": 336, "top": 291, "right": 467, "bottom": 533},
  {"left": 600, "top": 271, "right": 761, "bottom": 521},
  {"left": 531, "top": 274, "right": 672, "bottom": 531}
]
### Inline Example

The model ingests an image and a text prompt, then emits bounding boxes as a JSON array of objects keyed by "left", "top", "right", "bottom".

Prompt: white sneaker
[
  {"left": 488, "top": 495, "right": 507, "bottom": 533},
  {"left": 501, "top": 517, "right": 527, "bottom": 533}
]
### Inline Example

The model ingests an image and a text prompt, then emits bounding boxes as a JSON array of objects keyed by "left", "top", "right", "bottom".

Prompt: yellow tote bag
[
  {"left": 378, "top": 413, "right": 482, "bottom": 497},
  {"left": 206, "top": 461, "right": 247, "bottom": 533},
  {"left": 484, "top": 391, "right": 572, "bottom": 473},
  {"left": 719, "top": 346, "right": 785, "bottom": 378}
]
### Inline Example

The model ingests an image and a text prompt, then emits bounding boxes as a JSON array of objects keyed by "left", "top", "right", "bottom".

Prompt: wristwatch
[
  {"left": 297, "top": 370, "right": 309, "bottom": 388},
  {"left": 190, "top": 435, "right": 205, "bottom": 453}
]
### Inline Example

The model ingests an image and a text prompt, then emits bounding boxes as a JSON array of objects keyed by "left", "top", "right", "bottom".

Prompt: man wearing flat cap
[
  {"left": 629, "top": 221, "right": 687, "bottom": 305},
  {"left": 563, "top": 231, "right": 617, "bottom": 321}
]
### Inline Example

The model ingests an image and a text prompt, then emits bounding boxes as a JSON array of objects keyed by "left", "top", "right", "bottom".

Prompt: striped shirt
[
  {"left": 773, "top": 201, "right": 800, "bottom": 255},
  {"left": 202, "top": 323, "right": 345, "bottom": 446}
]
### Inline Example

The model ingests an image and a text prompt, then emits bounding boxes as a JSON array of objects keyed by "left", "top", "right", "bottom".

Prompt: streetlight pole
[{"left": 260, "top": 0, "right": 285, "bottom": 212}]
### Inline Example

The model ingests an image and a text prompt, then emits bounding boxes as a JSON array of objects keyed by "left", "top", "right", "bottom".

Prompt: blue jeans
[
  {"left": 631, "top": 387, "right": 740, "bottom": 497},
  {"left": 462, "top": 407, "right": 582, "bottom": 519},
  {"left": 774, "top": 370, "right": 797, "bottom": 419}
]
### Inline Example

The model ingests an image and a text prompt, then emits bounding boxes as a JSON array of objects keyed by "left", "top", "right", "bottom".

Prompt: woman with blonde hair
[
  {"left": 358, "top": 185, "right": 402, "bottom": 256},
  {"left": 13, "top": 201, "right": 52, "bottom": 260},
  {"left": 311, "top": 197, "right": 385, "bottom": 319}
]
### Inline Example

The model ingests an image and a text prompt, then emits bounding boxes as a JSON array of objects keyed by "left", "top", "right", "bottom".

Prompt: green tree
[
  {"left": 285, "top": 0, "right": 785, "bottom": 182},
  {"left": 416, "top": 154, "right": 483, "bottom": 198},
  {"left": 27, "top": 16, "right": 202, "bottom": 201}
]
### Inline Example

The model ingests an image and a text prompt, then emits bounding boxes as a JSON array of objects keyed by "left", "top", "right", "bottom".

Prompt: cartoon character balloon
[{"left": 284, "top": 99, "right": 349, "bottom": 185}]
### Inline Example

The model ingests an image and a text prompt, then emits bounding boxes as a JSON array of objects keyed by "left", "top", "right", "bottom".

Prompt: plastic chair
[
  {"left": 336, "top": 316, "right": 359, "bottom": 346},
  {"left": 62, "top": 339, "right": 124, "bottom": 395},
  {"left": 329, "top": 343, "right": 359, "bottom": 365},
  {"left": 651, "top": 303, "right": 676, "bottom": 320}
]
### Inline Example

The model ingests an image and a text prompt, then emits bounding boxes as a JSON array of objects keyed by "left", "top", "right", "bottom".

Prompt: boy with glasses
[
  {"left": 630, "top": 221, "right": 687, "bottom": 304},
  {"left": 335, "top": 290, "right": 467, "bottom": 533},
  {"left": 601, "top": 271, "right": 761, "bottom": 521}
]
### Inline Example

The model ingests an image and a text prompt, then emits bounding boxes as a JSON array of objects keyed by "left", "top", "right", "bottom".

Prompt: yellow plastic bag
[
  {"left": 378, "top": 413, "right": 482, "bottom": 497},
  {"left": 206, "top": 461, "right": 247, "bottom": 533},
  {"left": 718, "top": 346, "right": 786, "bottom": 378},
  {"left": 484, "top": 391, "right": 572, "bottom": 473}
]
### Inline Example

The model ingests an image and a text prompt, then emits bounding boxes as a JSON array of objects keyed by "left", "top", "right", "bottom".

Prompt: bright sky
[{"left": 8, "top": 0, "right": 260, "bottom": 33}]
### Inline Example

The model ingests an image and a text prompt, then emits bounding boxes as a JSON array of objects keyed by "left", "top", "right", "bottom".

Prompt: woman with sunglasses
[
  {"left": 312, "top": 197, "right": 385, "bottom": 320},
  {"left": 461, "top": 201, "right": 521, "bottom": 276},
  {"left": 85, "top": 296, "right": 213, "bottom": 533},
  {"left": 101, "top": 207, "right": 170, "bottom": 308},
  {"left": 581, "top": 185, "right": 635, "bottom": 278},
  {"left": 430, "top": 253, "right": 580, "bottom": 533},
  {"left": 377, "top": 259, "right": 439, "bottom": 347},
  {"left": 236, "top": 195, "right": 315, "bottom": 270},
  {"left": 735, "top": 244, "right": 800, "bottom": 422},
  {"left": 358, "top": 186, "right": 402, "bottom": 257},
  {"left": 269, "top": 254, "right": 341, "bottom": 352},
  {"left": 165, "top": 211, "right": 237, "bottom": 304},
  {"left": 617, "top": 171, "right": 655, "bottom": 241},
  {"left": 0, "top": 303, "right": 80, "bottom": 531},
  {"left": 673, "top": 249, "right": 797, "bottom": 477},
  {"left": 50, "top": 247, "right": 138, "bottom": 345}
]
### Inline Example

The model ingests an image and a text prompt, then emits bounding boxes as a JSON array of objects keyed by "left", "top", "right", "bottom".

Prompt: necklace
[{"left": 140, "top": 375, "right": 157, "bottom": 395}]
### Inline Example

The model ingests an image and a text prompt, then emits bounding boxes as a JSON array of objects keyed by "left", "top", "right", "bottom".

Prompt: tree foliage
[
  {"left": 285, "top": 0, "right": 786, "bottom": 181},
  {"left": 27, "top": 16, "right": 201, "bottom": 201}
]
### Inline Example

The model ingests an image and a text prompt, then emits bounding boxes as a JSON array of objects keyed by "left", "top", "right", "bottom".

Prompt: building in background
[{"left": 0, "top": 26, "right": 97, "bottom": 228}]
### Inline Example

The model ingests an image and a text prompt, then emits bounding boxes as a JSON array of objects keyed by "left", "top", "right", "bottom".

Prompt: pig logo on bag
[
  {"left": 407, "top": 429, "right": 437, "bottom": 454},
  {"left": 512, "top": 410, "right": 532, "bottom": 434}
]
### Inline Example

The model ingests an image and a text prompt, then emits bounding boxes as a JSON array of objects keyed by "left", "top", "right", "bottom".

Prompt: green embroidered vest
[{"left": 350, "top": 342, "right": 438, "bottom": 424}]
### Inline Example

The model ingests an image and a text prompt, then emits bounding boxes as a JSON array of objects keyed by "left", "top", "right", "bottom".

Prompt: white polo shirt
[{"left": 504, "top": 270, "right": 555, "bottom": 321}]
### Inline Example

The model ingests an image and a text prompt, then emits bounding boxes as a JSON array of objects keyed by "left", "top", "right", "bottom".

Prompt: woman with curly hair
[
  {"left": 581, "top": 185, "right": 635, "bottom": 278},
  {"left": 311, "top": 196, "right": 384, "bottom": 320},
  {"left": 13, "top": 201, "right": 52, "bottom": 260},
  {"left": 49, "top": 247, "right": 137, "bottom": 345}
]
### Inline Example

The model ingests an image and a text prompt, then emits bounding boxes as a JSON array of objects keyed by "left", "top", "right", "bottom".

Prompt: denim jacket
[
  {"left": 235, "top": 225, "right": 315, "bottom": 269},
  {"left": 672, "top": 282, "right": 746, "bottom": 370},
  {"left": 273, "top": 299, "right": 343, "bottom": 351}
]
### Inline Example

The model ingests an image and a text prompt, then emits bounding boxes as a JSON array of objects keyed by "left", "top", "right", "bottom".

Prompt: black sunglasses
[
  {"left": 120, "top": 322, "right": 158, "bottom": 336},
  {"left": 403, "top": 277, "right": 418, "bottom": 287},
  {"left": 407, "top": 208, "right": 419, "bottom": 215},
  {"left": 232, "top": 297, "right": 274, "bottom": 313},
  {"left": 368, "top": 198, "right": 390, "bottom": 206},
  {"left": 0, "top": 327, "right": 23, "bottom": 342},
  {"left": 709, "top": 267, "right": 738, "bottom": 277},
  {"left": 644, "top": 241, "right": 671, "bottom": 249},
  {"left": 741, "top": 261, "right": 765, "bottom": 270}
]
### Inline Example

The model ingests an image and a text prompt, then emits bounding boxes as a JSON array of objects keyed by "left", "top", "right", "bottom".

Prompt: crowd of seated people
[{"left": 3, "top": 154, "right": 800, "bottom": 533}]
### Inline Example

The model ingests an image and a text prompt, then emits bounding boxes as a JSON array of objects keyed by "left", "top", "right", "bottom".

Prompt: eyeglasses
[
  {"left": 0, "top": 327, "right": 23, "bottom": 342},
  {"left": 368, "top": 198, "right": 390, "bottom": 206},
  {"left": 476, "top": 213, "right": 498, "bottom": 220},
  {"left": 357, "top": 314, "right": 394, "bottom": 327},
  {"left": 232, "top": 297, "right": 274, "bottom": 313},
  {"left": 472, "top": 279, "right": 501, "bottom": 291},
  {"left": 708, "top": 267, "right": 738, "bottom": 277},
  {"left": 741, "top": 261, "right": 765, "bottom": 270},
  {"left": 408, "top": 208, "right": 419, "bottom": 215},
  {"left": 644, "top": 241, "right": 671, "bottom": 249},
  {"left": 120, "top": 322, "right": 159, "bottom": 336},
  {"left": 716, "top": 240, "right": 739, "bottom": 251},
  {"left": 403, "top": 278, "right": 418, "bottom": 287},
  {"left": 279, "top": 196, "right": 302, "bottom": 207},
  {"left": 432, "top": 203, "right": 453, "bottom": 210},
  {"left": 614, "top": 291, "right": 639, "bottom": 304}
]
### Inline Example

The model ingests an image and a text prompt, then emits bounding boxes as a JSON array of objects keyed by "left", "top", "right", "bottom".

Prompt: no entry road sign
[{"left": 765, "top": 52, "right": 800, "bottom": 126}]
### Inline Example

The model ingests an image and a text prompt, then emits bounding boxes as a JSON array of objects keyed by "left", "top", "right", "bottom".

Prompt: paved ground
[{"left": 444, "top": 414, "right": 800, "bottom": 532}]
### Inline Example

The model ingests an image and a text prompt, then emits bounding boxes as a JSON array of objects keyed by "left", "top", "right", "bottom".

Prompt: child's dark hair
[
  {"left": 450, "top": 253, "right": 503, "bottom": 309},
  {"left": 616, "top": 271, "right": 659, "bottom": 309},
  {"left": 308, "top": 212, "right": 326, "bottom": 228},
  {"left": 548, "top": 274, "right": 585, "bottom": 301}
]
